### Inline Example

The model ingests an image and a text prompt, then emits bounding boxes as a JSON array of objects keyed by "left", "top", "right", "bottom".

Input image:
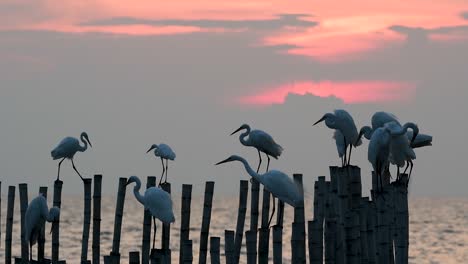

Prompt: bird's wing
[
  {"left": 51, "top": 137, "right": 79, "bottom": 159},
  {"left": 263, "top": 171, "right": 302, "bottom": 207},
  {"left": 333, "top": 130, "right": 346, "bottom": 158},
  {"left": 334, "top": 109, "right": 360, "bottom": 146},
  {"left": 146, "top": 188, "right": 175, "bottom": 223},
  {"left": 372, "top": 112, "right": 399, "bottom": 129},
  {"left": 407, "top": 132, "right": 433, "bottom": 148},
  {"left": 250, "top": 130, "right": 283, "bottom": 158}
]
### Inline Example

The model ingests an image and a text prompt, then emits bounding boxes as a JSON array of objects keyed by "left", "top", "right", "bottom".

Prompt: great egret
[
  {"left": 313, "top": 109, "right": 361, "bottom": 166},
  {"left": 357, "top": 111, "right": 432, "bottom": 149},
  {"left": 51, "top": 132, "right": 92, "bottom": 181},
  {"left": 231, "top": 124, "right": 283, "bottom": 173},
  {"left": 24, "top": 194, "right": 60, "bottom": 261},
  {"left": 147, "top": 144, "right": 176, "bottom": 186},
  {"left": 126, "top": 176, "right": 175, "bottom": 249},
  {"left": 215, "top": 155, "right": 302, "bottom": 227}
]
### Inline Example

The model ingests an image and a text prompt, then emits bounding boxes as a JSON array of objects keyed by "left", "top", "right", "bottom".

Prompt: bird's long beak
[
  {"left": 87, "top": 139, "right": 93, "bottom": 148},
  {"left": 355, "top": 131, "right": 363, "bottom": 145},
  {"left": 411, "top": 133, "right": 417, "bottom": 144},
  {"left": 146, "top": 146, "right": 155, "bottom": 153},
  {"left": 313, "top": 116, "right": 326, "bottom": 126},
  {"left": 230, "top": 127, "right": 243, "bottom": 136},
  {"left": 215, "top": 158, "right": 231, "bottom": 166}
]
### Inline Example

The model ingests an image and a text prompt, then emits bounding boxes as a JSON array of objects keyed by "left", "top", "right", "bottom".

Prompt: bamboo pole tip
[
  {"left": 82, "top": 178, "right": 92, "bottom": 183},
  {"left": 318, "top": 176, "right": 326, "bottom": 181},
  {"left": 54, "top": 179, "right": 63, "bottom": 185}
]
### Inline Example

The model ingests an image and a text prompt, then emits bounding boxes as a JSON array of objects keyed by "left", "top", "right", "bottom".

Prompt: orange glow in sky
[{"left": 238, "top": 81, "right": 416, "bottom": 105}]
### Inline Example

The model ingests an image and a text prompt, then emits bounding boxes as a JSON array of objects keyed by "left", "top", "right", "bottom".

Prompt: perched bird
[
  {"left": 147, "top": 144, "right": 176, "bottom": 186},
  {"left": 126, "top": 176, "right": 175, "bottom": 249},
  {"left": 231, "top": 124, "right": 283, "bottom": 173},
  {"left": 24, "top": 194, "right": 60, "bottom": 262},
  {"left": 51, "top": 132, "right": 92, "bottom": 181},
  {"left": 357, "top": 111, "right": 432, "bottom": 149},
  {"left": 216, "top": 155, "right": 303, "bottom": 227},
  {"left": 314, "top": 109, "right": 361, "bottom": 166}
]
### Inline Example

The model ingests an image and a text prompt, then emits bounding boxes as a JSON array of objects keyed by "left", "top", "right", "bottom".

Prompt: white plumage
[
  {"left": 368, "top": 127, "right": 392, "bottom": 190},
  {"left": 314, "top": 109, "right": 361, "bottom": 166},
  {"left": 51, "top": 132, "right": 92, "bottom": 181},
  {"left": 216, "top": 155, "right": 303, "bottom": 226},
  {"left": 231, "top": 124, "right": 283, "bottom": 173},
  {"left": 147, "top": 143, "right": 176, "bottom": 186},
  {"left": 385, "top": 121, "right": 419, "bottom": 180},
  {"left": 126, "top": 175, "right": 175, "bottom": 249},
  {"left": 24, "top": 194, "right": 60, "bottom": 261}
]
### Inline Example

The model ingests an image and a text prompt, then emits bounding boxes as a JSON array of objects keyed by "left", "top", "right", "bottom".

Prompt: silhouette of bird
[
  {"left": 314, "top": 109, "right": 361, "bottom": 166},
  {"left": 231, "top": 124, "right": 283, "bottom": 173},
  {"left": 357, "top": 111, "right": 432, "bottom": 149},
  {"left": 147, "top": 144, "right": 176, "bottom": 186},
  {"left": 51, "top": 132, "right": 92, "bottom": 181},
  {"left": 216, "top": 155, "right": 302, "bottom": 227},
  {"left": 24, "top": 194, "right": 60, "bottom": 262},
  {"left": 126, "top": 176, "right": 175, "bottom": 249}
]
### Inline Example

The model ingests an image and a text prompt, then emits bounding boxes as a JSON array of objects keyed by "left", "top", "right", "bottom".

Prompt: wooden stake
[
  {"left": 234, "top": 180, "right": 249, "bottom": 263},
  {"left": 19, "top": 183, "right": 29, "bottom": 262},
  {"left": 179, "top": 184, "right": 192, "bottom": 264},
  {"left": 182, "top": 240, "right": 193, "bottom": 264},
  {"left": 81, "top": 178, "right": 93, "bottom": 264},
  {"left": 129, "top": 251, "right": 140, "bottom": 264},
  {"left": 224, "top": 230, "right": 235, "bottom": 264},
  {"left": 209, "top": 237, "right": 220, "bottom": 264},
  {"left": 142, "top": 176, "right": 156, "bottom": 264},
  {"left": 160, "top": 182, "right": 172, "bottom": 263},
  {"left": 292, "top": 174, "right": 306, "bottom": 264},
  {"left": 110, "top": 177, "right": 128, "bottom": 262},
  {"left": 246, "top": 230, "right": 257, "bottom": 264},
  {"left": 92, "top": 175, "right": 103, "bottom": 264},
  {"left": 198, "top": 181, "right": 215, "bottom": 264},
  {"left": 5, "top": 186, "right": 15, "bottom": 264},
  {"left": 38, "top": 186, "right": 48, "bottom": 262},
  {"left": 52, "top": 179, "right": 63, "bottom": 264}
]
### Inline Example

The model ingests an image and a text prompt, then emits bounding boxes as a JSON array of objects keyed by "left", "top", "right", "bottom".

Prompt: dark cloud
[
  {"left": 461, "top": 11, "right": 468, "bottom": 20},
  {"left": 80, "top": 14, "right": 318, "bottom": 31}
]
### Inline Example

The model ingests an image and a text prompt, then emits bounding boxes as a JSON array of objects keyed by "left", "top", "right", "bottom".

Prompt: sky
[{"left": 1, "top": 0, "right": 468, "bottom": 197}]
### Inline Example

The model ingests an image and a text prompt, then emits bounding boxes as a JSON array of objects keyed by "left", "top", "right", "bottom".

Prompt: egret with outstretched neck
[
  {"left": 215, "top": 155, "right": 302, "bottom": 227},
  {"left": 231, "top": 124, "right": 283, "bottom": 173},
  {"left": 147, "top": 144, "right": 176, "bottom": 186},
  {"left": 51, "top": 132, "right": 92, "bottom": 181},
  {"left": 126, "top": 176, "right": 175, "bottom": 249},
  {"left": 314, "top": 109, "right": 361, "bottom": 166},
  {"left": 24, "top": 194, "right": 60, "bottom": 261}
]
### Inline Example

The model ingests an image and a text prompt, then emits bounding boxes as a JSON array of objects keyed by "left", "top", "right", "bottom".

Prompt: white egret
[
  {"left": 126, "top": 176, "right": 175, "bottom": 249},
  {"left": 215, "top": 155, "right": 303, "bottom": 227},
  {"left": 313, "top": 109, "right": 361, "bottom": 166},
  {"left": 147, "top": 144, "right": 176, "bottom": 186},
  {"left": 51, "top": 132, "right": 92, "bottom": 181},
  {"left": 231, "top": 124, "right": 283, "bottom": 173},
  {"left": 24, "top": 194, "right": 60, "bottom": 261}
]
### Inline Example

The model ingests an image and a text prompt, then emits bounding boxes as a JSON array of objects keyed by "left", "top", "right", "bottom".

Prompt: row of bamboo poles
[{"left": 0, "top": 165, "right": 409, "bottom": 264}]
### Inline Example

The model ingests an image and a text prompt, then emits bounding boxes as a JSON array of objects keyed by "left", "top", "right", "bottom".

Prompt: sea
[{"left": 0, "top": 196, "right": 466, "bottom": 263}]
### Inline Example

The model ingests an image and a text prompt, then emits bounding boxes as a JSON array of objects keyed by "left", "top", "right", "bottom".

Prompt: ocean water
[{"left": 0, "top": 196, "right": 466, "bottom": 263}]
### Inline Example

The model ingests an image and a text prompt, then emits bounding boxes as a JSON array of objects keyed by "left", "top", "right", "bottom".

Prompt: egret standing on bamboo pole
[
  {"left": 51, "top": 132, "right": 92, "bottom": 181},
  {"left": 230, "top": 124, "right": 283, "bottom": 173},
  {"left": 147, "top": 144, "right": 176, "bottom": 186},
  {"left": 216, "top": 155, "right": 302, "bottom": 226},
  {"left": 313, "top": 109, "right": 361, "bottom": 166},
  {"left": 126, "top": 176, "right": 175, "bottom": 249},
  {"left": 24, "top": 194, "right": 60, "bottom": 262}
]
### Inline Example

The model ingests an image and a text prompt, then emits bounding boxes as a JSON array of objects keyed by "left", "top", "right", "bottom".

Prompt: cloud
[
  {"left": 462, "top": 11, "right": 468, "bottom": 20},
  {"left": 237, "top": 80, "right": 416, "bottom": 106},
  {"left": 389, "top": 24, "right": 468, "bottom": 43},
  {"left": 80, "top": 14, "right": 318, "bottom": 31}
]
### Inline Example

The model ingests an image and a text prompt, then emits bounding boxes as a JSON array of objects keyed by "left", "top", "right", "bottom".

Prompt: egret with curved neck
[
  {"left": 216, "top": 155, "right": 302, "bottom": 227},
  {"left": 126, "top": 176, "right": 175, "bottom": 249},
  {"left": 51, "top": 132, "right": 92, "bottom": 181},
  {"left": 231, "top": 124, "right": 283, "bottom": 173}
]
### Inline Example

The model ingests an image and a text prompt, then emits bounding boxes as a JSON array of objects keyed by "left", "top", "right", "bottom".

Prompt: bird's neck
[
  {"left": 132, "top": 180, "right": 146, "bottom": 206},
  {"left": 79, "top": 135, "right": 88, "bottom": 152},
  {"left": 239, "top": 127, "right": 252, "bottom": 147},
  {"left": 238, "top": 157, "right": 262, "bottom": 182}
]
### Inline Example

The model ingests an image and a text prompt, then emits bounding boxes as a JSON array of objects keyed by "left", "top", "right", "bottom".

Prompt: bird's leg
[
  {"left": 397, "top": 166, "right": 401, "bottom": 181},
  {"left": 343, "top": 135, "right": 348, "bottom": 167},
  {"left": 403, "top": 161, "right": 410, "bottom": 175},
  {"left": 408, "top": 160, "right": 414, "bottom": 185},
  {"left": 266, "top": 155, "right": 271, "bottom": 173},
  {"left": 57, "top": 157, "right": 66, "bottom": 181},
  {"left": 159, "top": 158, "right": 165, "bottom": 186},
  {"left": 30, "top": 243, "right": 32, "bottom": 262},
  {"left": 71, "top": 158, "right": 84, "bottom": 181},
  {"left": 152, "top": 217, "right": 157, "bottom": 250},
  {"left": 268, "top": 196, "right": 276, "bottom": 228},
  {"left": 256, "top": 150, "right": 262, "bottom": 173},
  {"left": 165, "top": 159, "right": 169, "bottom": 183},
  {"left": 348, "top": 145, "right": 353, "bottom": 166},
  {"left": 341, "top": 156, "right": 344, "bottom": 167}
]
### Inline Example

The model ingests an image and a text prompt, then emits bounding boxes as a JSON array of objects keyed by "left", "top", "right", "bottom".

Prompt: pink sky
[{"left": 1, "top": 0, "right": 467, "bottom": 105}]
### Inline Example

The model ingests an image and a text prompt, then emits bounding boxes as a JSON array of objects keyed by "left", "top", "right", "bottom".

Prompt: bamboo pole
[
  {"left": 394, "top": 174, "right": 409, "bottom": 264},
  {"left": 142, "top": 176, "right": 156, "bottom": 264},
  {"left": 0, "top": 181, "right": 1, "bottom": 250},
  {"left": 38, "top": 186, "right": 48, "bottom": 262},
  {"left": 92, "top": 175, "right": 103, "bottom": 264},
  {"left": 359, "top": 197, "right": 369, "bottom": 264},
  {"left": 182, "top": 240, "right": 193, "bottom": 264},
  {"left": 179, "top": 184, "right": 192, "bottom": 264},
  {"left": 347, "top": 166, "right": 362, "bottom": 264},
  {"left": 209, "top": 237, "right": 220, "bottom": 264},
  {"left": 249, "top": 179, "right": 260, "bottom": 263},
  {"left": 323, "top": 181, "right": 336, "bottom": 264},
  {"left": 234, "top": 180, "right": 248, "bottom": 263},
  {"left": 224, "top": 230, "right": 235, "bottom": 264},
  {"left": 366, "top": 200, "right": 377, "bottom": 264},
  {"left": 312, "top": 176, "right": 326, "bottom": 263},
  {"left": 258, "top": 186, "right": 270, "bottom": 264},
  {"left": 81, "top": 178, "right": 93, "bottom": 264},
  {"left": 292, "top": 173, "right": 306, "bottom": 264},
  {"left": 246, "top": 230, "right": 257, "bottom": 264},
  {"left": 130, "top": 252, "right": 140, "bottom": 264},
  {"left": 271, "top": 225, "right": 282, "bottom": 264},
  {"left": 198, "top": 181, "right": 215, "bottom": 264},
  {"left": 160, "top": 182, "right": 172, "bottom": 263},
  {"left": 308, "top": 220, "right": 322, "bottom": 264},
  {"left": 52, "top": 179, "right": 63, "bottom": 264},
  {"left": 110, "top": 177, "right": 128, "bottom": 263},
  {"left": 5, "top": 186, "right": 15, "bottom": 264},
  {"left": 330, "top": 167, "right": 346, "bottom": 264},
  {"left": 19, "top": 183, "right": 29, "bottom": 262}
]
